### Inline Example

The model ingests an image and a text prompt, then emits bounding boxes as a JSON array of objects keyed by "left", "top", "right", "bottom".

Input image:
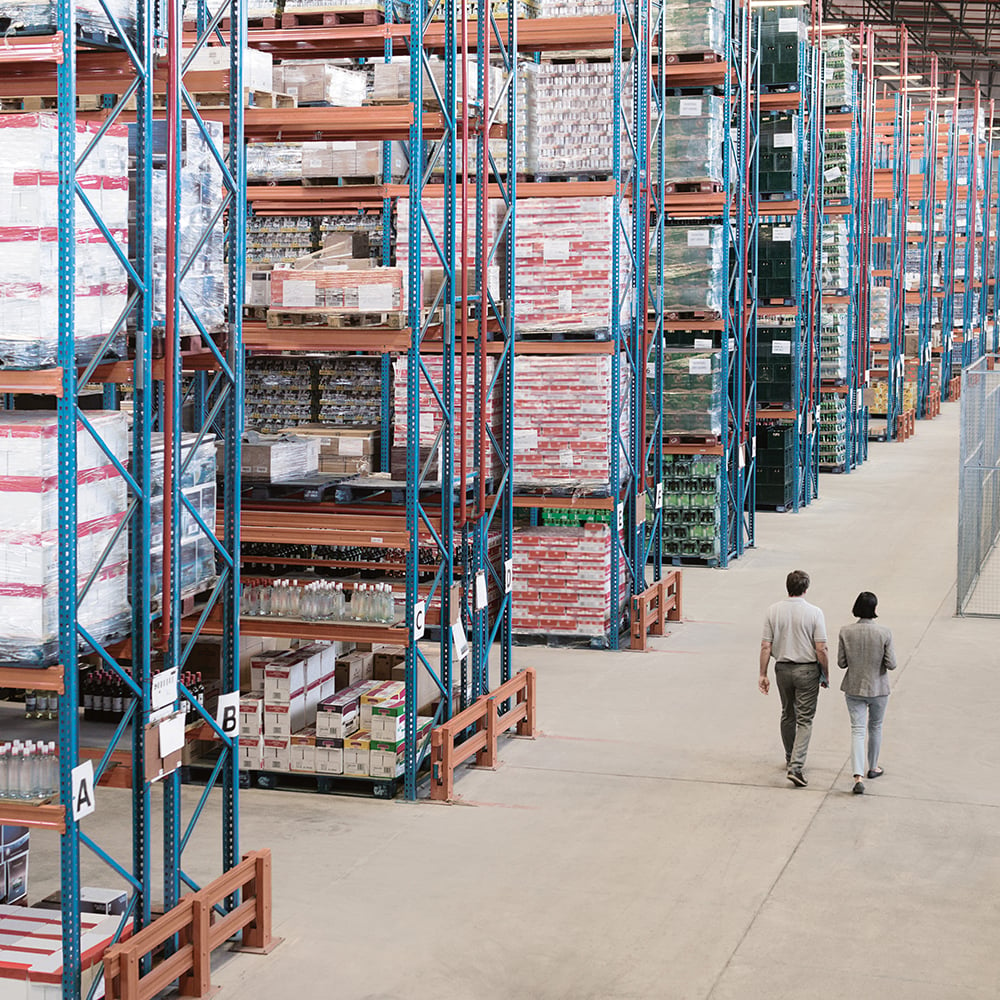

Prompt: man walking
[{"left": 759, "top": 569, "right": 829, "bottom": 787}]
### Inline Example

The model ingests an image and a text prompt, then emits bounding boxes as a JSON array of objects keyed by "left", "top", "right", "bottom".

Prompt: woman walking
[{"left": 838, "top": 592, "right": 897, "bottom": 795}]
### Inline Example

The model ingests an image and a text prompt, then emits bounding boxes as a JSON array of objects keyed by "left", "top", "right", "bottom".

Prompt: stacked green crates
[
  {"left": 654, "top": 454, "right": 723, "bottom": 561},
  {"left": 822, "top": 36, "right": 853, "bottom": 109},
  {"left": 759, "top": 113, "right": 798, "bottom": 196},
  {"left": 757, "top": 4, "right": 808, "bottom": 89},
  {"left": 819, "top": 395, "right": 847, "bottom": 469},
  {"left": 823, "top": 129, "right": 850, "bottom": 203},
  {"left": 540, "top": 508, "right": 612, "bottom": 526},
  {"left": 757, "top": 325, "right": 795, "bottom": 406},
  {"left": 756, "top": 424, "right": 795, "bottom": 508},
  {"left": 758, "top": 221, "right": 797, "bottom": 300}
]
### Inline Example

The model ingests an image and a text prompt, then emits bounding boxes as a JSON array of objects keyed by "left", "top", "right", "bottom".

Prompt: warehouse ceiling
[{"left": 824, "top": 0, "right": 1000, "bottom": 100}]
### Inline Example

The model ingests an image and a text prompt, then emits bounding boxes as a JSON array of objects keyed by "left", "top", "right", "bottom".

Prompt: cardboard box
[
  {"left": 263, "top": 701, "right": 309, "bottom": 739},
  {"left": 274, "top": 60, "right": 365, "bottom": 106},
  {"left": 270, "top": 266, "right": 404, "bottom": 312},
  {"left": 373, "top": 645, "right": 406, "bottom": 681},
  {"left": 261, "top": 737, "right": 290, "bottom": 773},
  {"left": 369, "top": 717, "right": 432, "bottom": 778},
  {"left": 369, "top": 696, "right": 406, "bottom": 742},
  {"left": 343, "top": 730, "right": 371, "bottom": 776},
  {"left": 239, "top": 736, "right": 263, "bottom": 771},
  {"left": 315, "top": 736, "right": 344, "bottom": 775},
  {"left": 360, "top": 681, "right": 405, "bottom": 729},
  {"left": 315, "top": 687, "right": 362, "bottom": 739},
  {"left": 233, "top": 433, "right": 320, "bottom": 483},
  {"left": 290, "top": 728, "right": 317, "bottom": 773},
  {"left": 336, "top": 651, "right": 374, "bottom": 691},
  {"left": 239, "top": 693, "right": 264, "bottom": 738},
  {"left": 275, "top": 424, "right": 380, "bottom": 477}
]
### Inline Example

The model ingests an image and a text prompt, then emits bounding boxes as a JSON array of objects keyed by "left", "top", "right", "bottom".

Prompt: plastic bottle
[
  {"left": 25, "top": 690, "right": 37, "bottom": 720},
  {"left": 0, "top": 744, "right": 8, "bottom": 799},
  {"left": 47, "top": 742, "right": 58, "bottom": 797}
]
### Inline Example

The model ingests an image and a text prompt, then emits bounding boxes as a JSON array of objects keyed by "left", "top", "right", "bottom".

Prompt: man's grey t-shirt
[{"left": 762, "top": 597, "right": 827, "bottom": 663}]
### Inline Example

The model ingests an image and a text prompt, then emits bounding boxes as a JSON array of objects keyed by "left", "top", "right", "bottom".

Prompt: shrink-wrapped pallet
[
  {"left": 822, "top": 36, "right": 853, "bottom": 108},
  {"left": 0, "top": 115, "right": 129, "bottom": 370},
  {"left": 661, "top": 350, "right": 722, "bottom": 438},
  {"left": 0, "top": 0, "right": 136, "bottom": 40},
  {"left": 662, "top": 0, "right": 726, "bottom": 56},
  {"left": 512, "top": 524, "right": 626, "bottom": 637},
  {"left": 0, "top": 412, "right": 130, "bottom": 665},
  {"left": 514, "top": 196, "right": 630, "bottom": 337},
  {"left": 274, "top": 61, "right": 366, "bottom": 106},
  {"left": 820, "top": 308, "right": 849, "bottom": 381},
  {"left": 513, "top": 356, "right": 629, "bottom": 490},
  {"left": 270, "top": 266, "right": 404, "bottom": 312},
  {"left": 661, "top": 95, "right": 725, "bottom": 187},
  {"left": 659, "top": 225, "right": 725, "bottom": 316},
  {"left": 821, "top": 219, "right": 850, "bottom": 292}
]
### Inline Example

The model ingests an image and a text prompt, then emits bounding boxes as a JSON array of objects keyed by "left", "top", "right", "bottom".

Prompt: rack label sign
[
  {"left": 71, "top": 761, "right": 96, "bottom": 822},
  {"left": 693, "top": 338, "right": 714, "bottom": 350},
  {"left": 504, "top": 559, "right": 513, "bottom": 594},
  {"left": 152, "top": 667, "right": 178, "bottom": 712},
  {"left": 216, "top": 691, "right": 240, "bottom": 738},
  {"left": 655, "top": 482, "right": 664, "bottom": 509},
  {"left": 616, "top": 504, "right": 624, "bottom": 532},
  {"left": 773, "top": 132, "right": 794, "bottom": 149},
  {"left": 772, "top": 226, "right": 792, "bottom": 242},
  {"left": 689, "top": 358, "right": 713, "bottom": 374},
  {"left": 679, "top": 98, "right": 703, "bottom": 118},
  {"left": 475, "top": 571, "right": 488, "bottom": 611},
  {"left": 687, "top": 229, "right": 711, "bottom": 247},
  {"left": 778, "top": 16, "right": 799, "bottom": 32},
  {"left": 772, "top": 340, "right": 792, "bottom": 355},
  {"left": 451, "top": 620, "right": 470, "bottom": 662},
  {"left": 413, "top": 600, "right": 426, "bottom": 640}
]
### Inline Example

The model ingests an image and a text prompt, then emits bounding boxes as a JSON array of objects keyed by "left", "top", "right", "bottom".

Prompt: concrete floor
[{"left": 30, "top": 401, "right": 1000, "bottom": 999}]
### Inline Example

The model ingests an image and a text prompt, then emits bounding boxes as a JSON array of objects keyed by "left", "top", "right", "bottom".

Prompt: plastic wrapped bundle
[
  {"left": 823, "top": 128, "right": 850, "bottom": 200},
  {"left": 662, "top": 0, "right": 726, "bottom": 56},
  {"left": 247, "top": 215, "right": 315, "bottom": 266},
  {"left": 274, "top": 62, "right": 366, "bottom": 106},
  {"left": 661, "top": 350, "right": 722, "bottom": 438},
  {"left": 371, "top": 58, "right": 506, "bottom": 122},
  {"left": 512, "top": 524, "right": 626, "bottom": 637},
  {"left": 514, "top": 196, "right": 631, "bottom": 337},
  {"left": 393, "top": 0, "right": 536, "bottom": 20},
  {"left": 0, "top": 411, "right": 130, "bottom": 666},
  {"left": 870, "top": 285, "right": 890, "bottom": 341},
  {"left": 147, "top": 433, "right": 217, "bottom": 607},
  {"left": 821, "top": 219, "right": 849, "bottom": 292},
  {"left": 819, "top": 396, "right": 847, "bottom": 467},
  {"left": 904, "top": 245, "right": 924, "bottom": 291},
  {"left": 0, "top": 115, "right": 129, "bottom": 370},
  {"left": 661, "top": 95, "right": 725, "bottom": 186},
  {"left": 822, "top": 36, "right": 853, "bottom": 108},
  {"left": 820, "top": 308, "right": 849, "bottom": 381},
  {"left": 513, "top": 356, "right": 629, "bottom": 490},
  {"left": 659, "top": 225, "right": 725, "bottom": 316},
  {"left": 529, "top": 0, "right": 614, "bottom": 13},
  {"left": 247, "top": 143, "right": 303, "bottom": 182},
  {"left": 0, "top": 0, "right": 136, "bottom": 40}
]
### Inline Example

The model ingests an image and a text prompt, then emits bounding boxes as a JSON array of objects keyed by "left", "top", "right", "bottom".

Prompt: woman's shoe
[
  {"left": 867, "top": 767, "right": 884, "bottom": 779},
  {"left": 853, "top": 780, "right": 865, "bottom": 795}
]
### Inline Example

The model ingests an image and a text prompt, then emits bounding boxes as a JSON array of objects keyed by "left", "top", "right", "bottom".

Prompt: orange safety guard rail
[
  {"left": 103, "top": 850, "right": 278, "bottom": 1000},
  {"left": 430, "top": 668, "right": 536, "bottom": 802},
  {"left": 630, "top": 571, "right": 682, "bottom": 651}
]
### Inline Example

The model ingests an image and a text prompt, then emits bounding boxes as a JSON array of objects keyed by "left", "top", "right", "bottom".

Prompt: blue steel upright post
[{"left": 940, "top": 79, "right": 961, "bottom": 398}]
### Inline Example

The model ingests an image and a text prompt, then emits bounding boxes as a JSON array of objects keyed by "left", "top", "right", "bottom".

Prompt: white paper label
[
  {"left": 158, "top": 713, "right": 186, "bottom": 758},
  {"left": 773, "top": 226, "right": 793, "bottom": 242},
  {"left": 339, "top": 436, "right": 365, "bottom": 457},
  {"left": 544, "top": 238, "right": 571, "bottom": 261},
  {"left": 71, "top": 761, "right": 96, "bottom": 821},
  {"left": 216, "top": 691, "right": 240, "bottom": 738},
  {"left": 413, "top": 600, "right": 426, "bottom": 640},
  {"left": 739, "top": 447, "right": 746, "bottom": 468},
  {"left": 616, "top": 504, "right": 624, "bottom": 532},
  {"left": 687, "top": 229, "right": 711, "bottom": 247},
  {"left": 357, "top": 283, "right": 394, "bottom": 311},
  {"left": 693, "top": 338, "right": 714, "bottom": 350},
  {"left": 679, "top": 98, "right": 703, "bottom": 117},
  {"left": 419, "top": 412, "right": 434, "bottom": 433},
  {"left": 655, "top": 482, "right": 664, "bottom": 509},
  {"left": 824, "top": 166, "right": 842, "bottom": 182},
  {"left": 281, "top": 279, "right": 316, "bottom": 308},
  {"left": 152, "top": 667, "right": 178, "bottom": 712},
  {"left": 287, "top": 85, "right": 299, "bottom": 96},
  {"left": 558, "top": 288, "right": 573, "bottom": 311},
  {"left": 646, "top": 362, "right": 656, "bottom": 381},
  {"left": 475, "top": 571, "right": 488, "bottom": 611},
  {"left": 772, "top": 340, "right": 792, "bottom": 355},
  {"left": 504, "top": 558, "right": 513, "bottom": 594},
  {"left": 451, "top": 619, "right": 470, "bottom": 661},
  {"left": 516, "top": 240, "right": 533, "bottom": 258},
  {"left": 774, "top": 133, "right": 794, "bottom": 149},
  {"left": 559, "top": 447, "right": 575, "bottom": 468},
  {"left": 514, "top": 428, "right": 538, "bottom": 450},
  {"left": 371, "top": 536, "right": 383, "bottom": 544},
  {"left": 778, "top": 16, "right": 799, "bottom": 32},
  {"left": 689, "top": 358, "right": 713, "bottom": 374}
]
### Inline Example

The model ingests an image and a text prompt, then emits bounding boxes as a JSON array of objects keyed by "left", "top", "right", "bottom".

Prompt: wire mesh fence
[{"left": 957, "top": 356, "right": 1000, "bottom": 616}]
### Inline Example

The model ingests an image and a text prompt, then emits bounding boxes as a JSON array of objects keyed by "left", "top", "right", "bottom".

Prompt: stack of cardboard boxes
[{"left": 239, "top": 643, "right": 421, "bottom": 779}]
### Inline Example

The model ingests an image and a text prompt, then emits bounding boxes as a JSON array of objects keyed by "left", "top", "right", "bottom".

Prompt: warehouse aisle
[{"left": 45, "top": 403, "right": 993, "bottom": 999}]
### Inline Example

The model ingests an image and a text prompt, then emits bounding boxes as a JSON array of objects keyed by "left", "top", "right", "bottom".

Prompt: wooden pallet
[
  {"left": 0, "top": 94, "right": 105, "bottom": 112},
  {"left": 150, "top": 88, "right": 296, "bottom": 110},
  {"left": 663, "top": 179, "right": 724, "bottom": 194},
  {"left": 281, "top": 5, "right": 384, "bottom": 26},
  {"left": 267, "top": 308, "right": 406, "bottom": 330},
  {"left": 664, "top": 308, "right": 723, "bottom": 322},
  {"left": 664, "top": 50, "right": 723, "bottom": 64}
]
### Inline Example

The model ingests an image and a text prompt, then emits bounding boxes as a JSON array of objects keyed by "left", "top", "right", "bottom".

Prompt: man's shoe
[{"left": 787, "top": 769, "right": 807, "bottom": 787}]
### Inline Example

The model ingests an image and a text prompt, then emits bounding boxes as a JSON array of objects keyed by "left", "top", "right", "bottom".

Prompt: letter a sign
[{"left": 71, "top": 760, "right": 96, "bottom": 822}]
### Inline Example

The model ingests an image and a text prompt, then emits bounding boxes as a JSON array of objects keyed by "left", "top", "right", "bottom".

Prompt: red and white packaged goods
[
  {"left": 270, "top": 266, "right": 404, "bottom": 311},
  {"left": 514, "top": 196, "right": 631, "bottom": 337},
  {"left": 512, "top": 524, "right": 627, "bottom": 637},
  {"left": 0, "top": 412, "right": 130, "bottom": 666},
  {"left": 0, "top": 114, "right": 128, "bottom": 369},
  {"left": 514, "top": 356, "right": 629, "bottom": 490}
]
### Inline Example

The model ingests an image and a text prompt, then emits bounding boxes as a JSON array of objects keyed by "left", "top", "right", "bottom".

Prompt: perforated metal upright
[
  {"left": 885, "top": 89, "right": 910, "bottom": 437},
  {"left": 940, "top": 76, "right": 962, "bottom": 397},
  {"left": 160, "top": 0, "right": 244, "bottom": 910},
  {"left": 403, "top": 0, "right": 457, "bottom": 798},
  {"left": 915, "top": 66, "right": 940, "bottom": 419},
  {"left": 960, "top": 86, "right": 983, "bottom": 367}
]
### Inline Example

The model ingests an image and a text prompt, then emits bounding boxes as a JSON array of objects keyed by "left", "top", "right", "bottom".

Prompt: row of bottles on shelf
[
  {"left": 0, "top": 741, "right": 58, "bottom": 800},
  {"left": 82, "top": 669, "right": 207, "bottom": 723},
  {"left": 240, "top": 579, "right": 396, "bottom": 624},
  {"left": 24, "top": 690, "right": 57, "bottom": 719}
]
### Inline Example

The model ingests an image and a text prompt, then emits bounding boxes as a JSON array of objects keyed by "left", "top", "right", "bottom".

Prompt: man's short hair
[{"left": 786, "top": 570, "right": 810, "bottom": 596}]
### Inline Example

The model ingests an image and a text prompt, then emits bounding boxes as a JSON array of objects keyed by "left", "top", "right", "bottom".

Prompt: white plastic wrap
[
  {"left": 660, "top": 224, "right": 725, "bottom": 315},
  {"left": 820, "top": 308, "right": 849, "bottom": 381},
  {"left": 0, "top": 411, "right": 130, "bottom": 665},
  {"left": 275, "top": 61, "right": 366, "bottom": 106},
  {"left": 0, "top": 0, "right": 136, "bottom": 39},
  {"left": 0, "top": 115, "right": 129, "bottom": 370}
]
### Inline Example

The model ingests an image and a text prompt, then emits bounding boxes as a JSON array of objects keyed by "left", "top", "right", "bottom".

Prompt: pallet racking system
[{"left": 0, "top": 0, "right": 244, "bottom": 993}]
